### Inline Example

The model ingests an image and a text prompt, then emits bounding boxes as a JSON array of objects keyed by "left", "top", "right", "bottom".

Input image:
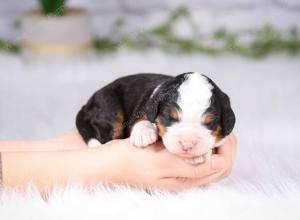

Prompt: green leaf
[
  {"left": 39, "top": 0, "right": 66, "bottom": 16},
  {"left": 0, "top": 39, "right": 20, "bottom": 53}
]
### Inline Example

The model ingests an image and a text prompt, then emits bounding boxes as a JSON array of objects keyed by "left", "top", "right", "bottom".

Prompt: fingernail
[{"left": 211, "top": 155, "right": 225, "bottom": 169}]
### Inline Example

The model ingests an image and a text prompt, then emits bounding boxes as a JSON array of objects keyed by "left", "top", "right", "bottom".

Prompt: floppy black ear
[
  {"left": 201, "top": 74, "right": 235, "bottom": 136},
  {"left": 203, "top": 74, "right": 236, "bottom": 137},
  {"left": 145, "top": 80, "right": 175, "bottom": 122},
  {"left": 145, "top": 90, "right": 161, "bottom": 122},
  {"left": 218, "top": 91, "right": 236, "bottom": 136},
  {"left": 145, "top": 78, "right": 181, "bottom": 123}
]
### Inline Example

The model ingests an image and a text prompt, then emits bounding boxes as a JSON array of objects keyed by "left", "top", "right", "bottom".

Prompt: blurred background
[
  {"left": 0, "top": 0, "right": 299, "bottom": 165},
  {"left": 1, "top": 0, "right": 300, "bottom": 42}
]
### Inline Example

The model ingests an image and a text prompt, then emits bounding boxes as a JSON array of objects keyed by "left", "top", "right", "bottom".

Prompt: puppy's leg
[
  {"left": 130, "top": 120, "right": 158, "bottom": 147},
  {"left": 76, "top": 91, "right": 124, "bottom": 148},
  {"left": 87, "top": 138, "right": 102, "bottom": 148}
]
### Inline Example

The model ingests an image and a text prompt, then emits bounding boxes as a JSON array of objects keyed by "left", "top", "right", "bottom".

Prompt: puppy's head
[{"left": 146, "top": 72, "right": 235, "bottom": 157}]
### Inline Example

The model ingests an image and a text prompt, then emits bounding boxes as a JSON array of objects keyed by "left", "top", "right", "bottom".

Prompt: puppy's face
[{"left": 147, "top": 72, "right": 235, "bottom": 157}]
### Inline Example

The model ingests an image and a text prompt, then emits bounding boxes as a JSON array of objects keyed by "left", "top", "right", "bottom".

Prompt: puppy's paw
[
  {"left": 130, "top": 120, "right": 158, "bottom": 147},
  {"left": 87, "top": 138, "right": 102, "bottom": 148}
]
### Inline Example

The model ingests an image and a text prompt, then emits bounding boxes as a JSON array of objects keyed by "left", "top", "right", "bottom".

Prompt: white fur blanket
[{"left": 0, "top": 52, "right": 300, "bottom": 219}]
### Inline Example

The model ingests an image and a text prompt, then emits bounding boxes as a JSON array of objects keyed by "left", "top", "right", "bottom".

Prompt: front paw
[{"left": 130, "top": 120, "right": 158, "bottom": 147}]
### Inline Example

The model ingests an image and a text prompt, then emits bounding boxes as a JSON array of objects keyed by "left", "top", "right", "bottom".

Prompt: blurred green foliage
[
  {"left": 92, "top": 6, "right": 300, "bottom": 58},
  {"left": 39, "top": 0, "right": 66, "bottom": 16},
  {"left": 0, "top": 6, "right": 300, "bottom": 58},
  {"left": 0, "top": 39, "right": 20, "bottom": 53},
  {"left": 214, "top": 26, "right": 300, "bottom": 58},
  {"left": 93, "top": 39, "right": 119, "bottom": 53}
]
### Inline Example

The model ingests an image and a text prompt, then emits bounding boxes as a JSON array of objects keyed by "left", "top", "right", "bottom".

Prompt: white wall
[{"left": 1, "top": 0, "right": 300, "bottom": 40}]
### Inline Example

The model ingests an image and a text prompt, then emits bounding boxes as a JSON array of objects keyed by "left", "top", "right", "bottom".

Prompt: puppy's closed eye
[
  {"left": 204, "top": 113, "right": 219, "bottom": 129},
  {"left": 169, "top": 107, "right": 180, "bottom": 122}
]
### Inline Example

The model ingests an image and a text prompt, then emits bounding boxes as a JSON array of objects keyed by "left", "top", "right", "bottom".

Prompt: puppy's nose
[{"left": 179, "top": 139, "right": 197, "bottom": 151}]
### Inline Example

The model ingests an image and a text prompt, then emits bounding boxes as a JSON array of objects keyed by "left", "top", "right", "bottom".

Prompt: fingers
[
  {"left": 210, "top": 133, "right": 237, "bottom": 180},
  {"left": 158, "top": 172, "right": 222, "bottom": 192},
  {"left": 216, "top": 136, "right": 232, "bottom": 160},
  {"left": 211, "top": 154, "right": 226, "bottom": 170},
  {"left": 215, "top": 133, "right": 237, "bottom": 169},
  {"left": 229, "top": 133, "right": 238, "bottom": 161},
  {"left": 189, "top": 166, "right": 231, "bottom": 188},
  {"left": 158, "top": 133, "right": 238, "bottom": 191},
  {"left": 158, "top": 152, "right": 224, "bottom": 179},
  {"left": 158, "top": 133, "right": 238, "bottom": 179},
  {"left": 158, "top": 178, "right": 196, "bottom": 192},
  {"left": 153, "top": 144, "right": 224, "bottom": 179},
  {"left": 158, "top": 165, "right": 233, "bottom": 192}
]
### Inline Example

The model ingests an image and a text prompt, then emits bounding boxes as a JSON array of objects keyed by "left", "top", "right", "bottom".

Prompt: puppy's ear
[
  {"left": 203, "top": 75, "right": 236, "bottom": 137},
  {"left": 218, "top": 91, "right": 236, "bottom": 136},
  {"left": 145, "top": 90, "right": 161, "bottom": 122},
  {"left": 145, "top": 79, "right": 179, "bottom": 122}
]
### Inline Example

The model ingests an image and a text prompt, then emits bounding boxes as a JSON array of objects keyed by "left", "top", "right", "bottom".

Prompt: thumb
[{"left": 211, "top": 155, "right": 226, "bottom": 170}]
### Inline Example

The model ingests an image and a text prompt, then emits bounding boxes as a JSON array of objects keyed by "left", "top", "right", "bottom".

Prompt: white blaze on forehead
[{"left": 177, "top": 73, "right": 213, "bottom": 121}]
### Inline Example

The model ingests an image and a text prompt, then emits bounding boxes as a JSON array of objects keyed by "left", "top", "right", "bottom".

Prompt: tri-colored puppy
[{"left": 76, "top": 72, "right": 235, "bottom": 164}]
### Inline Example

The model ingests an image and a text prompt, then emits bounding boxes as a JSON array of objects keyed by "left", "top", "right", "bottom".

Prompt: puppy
[{"left": 76, "top": 72, "right": 235, "bottom": 164}]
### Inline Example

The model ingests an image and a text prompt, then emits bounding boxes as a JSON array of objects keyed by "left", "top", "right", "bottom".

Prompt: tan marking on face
[
  {"left": 155, "top": 117, "right": 167, "bottom": 136},
  {"left": 204, "top": 113, "right": 214, "bottom": 124},
  {"left": 211, "top": 125, "right": 223, "bottom": 141},
  {"left": 170, "top": 107, "right": 179, "bottom": 121},
  {"left": 112, "top": 110, "right": 124, "bottom": 139}
]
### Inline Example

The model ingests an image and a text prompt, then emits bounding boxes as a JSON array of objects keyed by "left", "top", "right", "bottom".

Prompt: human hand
[
  {"left": 102, "top": 133, "right": 237, "bottom": 192},
  {"left": 186, "top": 133, "right": 238, "bottom": 187},
  {"left": 0, "top": 130, "right": 236, "bottom": 193}
]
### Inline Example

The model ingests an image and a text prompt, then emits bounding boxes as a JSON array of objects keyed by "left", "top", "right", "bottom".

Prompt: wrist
[
  {"left": 94, "top": 139, "right": 149, "bottom": 186},
  {"left": 86, "top": 142, "right": 130, "bottom": 185}
]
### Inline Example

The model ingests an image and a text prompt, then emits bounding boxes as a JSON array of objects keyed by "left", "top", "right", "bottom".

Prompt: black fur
[
  {"left": 76, "top": 74, "right": 174, "bottom": 143},
  {"left": 145, "top": 74, "right": 186, "bottom": 122},
  {"left": 76, "top": 73, "right": 235, "bottom": 144},
  {"left": 203, "top": 75, "right": 236, "bottom": 137}
]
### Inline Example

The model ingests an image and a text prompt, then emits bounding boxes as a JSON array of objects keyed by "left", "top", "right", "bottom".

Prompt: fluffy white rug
[
  {"left": 0, "top": 51, "right": 300, "bottom": 219},
  {"left": 1, "top": 181, "right": 300, "bottom": 220}
]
